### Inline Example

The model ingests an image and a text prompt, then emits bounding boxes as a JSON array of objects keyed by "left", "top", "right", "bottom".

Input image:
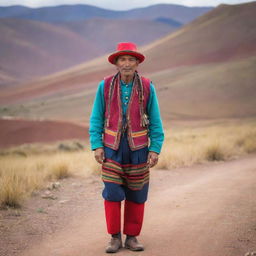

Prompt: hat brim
[{"left": 108, "top": 50, "right": 145, "bottom": 64}]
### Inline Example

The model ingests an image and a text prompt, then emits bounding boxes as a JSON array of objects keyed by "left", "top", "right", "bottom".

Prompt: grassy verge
[
  {"left": 157, "top": 120, "right": 256, "bottom": 169},
  {"left": 0, "top": 141, "right": 100, "bottom": 208}
]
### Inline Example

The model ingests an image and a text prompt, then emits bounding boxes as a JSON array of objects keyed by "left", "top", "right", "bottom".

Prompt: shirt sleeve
[
  {"left": 147, "top": 82, "right": 165, "bottom": 154},
  {"left": 89, "top": 80, "right": 105, "bottom": 150}
]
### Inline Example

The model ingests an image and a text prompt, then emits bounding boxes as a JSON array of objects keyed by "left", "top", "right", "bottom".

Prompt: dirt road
[{"left": 19, "top": 155, "right": 256, "bottom": 256}]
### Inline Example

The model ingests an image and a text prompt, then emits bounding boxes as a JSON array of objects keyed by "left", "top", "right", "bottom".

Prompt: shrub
[{"left": 205, "top": 143, "right": 226, "bottom": 161}]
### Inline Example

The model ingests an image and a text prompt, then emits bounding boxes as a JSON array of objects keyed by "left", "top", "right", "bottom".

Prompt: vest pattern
[{"left": 103, "top": 73, "right": 151, "bottom": 151}]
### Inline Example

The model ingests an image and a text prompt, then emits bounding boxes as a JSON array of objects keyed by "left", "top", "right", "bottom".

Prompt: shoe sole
[
  {"left": 105, "top": 245, "right": 122, "bottom": 253},
  {"left": 124, "top": 245, "right": 144, "bottom": 251}
]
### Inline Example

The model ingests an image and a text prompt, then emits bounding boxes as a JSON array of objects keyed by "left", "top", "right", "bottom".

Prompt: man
[{"left": 89, "top": 42, "right": 164, "bottom": 253}]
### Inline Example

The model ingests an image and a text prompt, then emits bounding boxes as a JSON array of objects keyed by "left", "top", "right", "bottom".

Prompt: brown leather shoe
[
  {"left": 124, "top": 236, "right": 144, "bottom": 251},
  {"left": 105, "top": 237, "right": 122, "bottom": 253}
]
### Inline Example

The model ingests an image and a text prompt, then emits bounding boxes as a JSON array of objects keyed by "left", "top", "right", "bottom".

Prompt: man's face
[{"left": 115, "top": 55, "right": 139, "bottom": 77}]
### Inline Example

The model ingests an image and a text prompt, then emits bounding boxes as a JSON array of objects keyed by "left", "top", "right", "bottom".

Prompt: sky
[{"left": 0, "top": 0, "right": 254, "bottom": 10}]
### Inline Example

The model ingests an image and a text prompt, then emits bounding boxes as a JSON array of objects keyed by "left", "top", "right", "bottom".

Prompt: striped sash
[{"left": 102, "top": 159, "right": 149, "bottom": 190}]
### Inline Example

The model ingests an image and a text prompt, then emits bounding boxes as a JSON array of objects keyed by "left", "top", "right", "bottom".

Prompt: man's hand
[
  {"left": 94, "top": 148, "right": 105, "bottom": 164},
  {"left": 147, "top": 151, "right": 159, "bottom": 168}
]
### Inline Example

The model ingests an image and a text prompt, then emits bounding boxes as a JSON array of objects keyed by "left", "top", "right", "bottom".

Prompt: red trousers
[{"left": 104, "top": 200, "right": 145, "bottom": 236}]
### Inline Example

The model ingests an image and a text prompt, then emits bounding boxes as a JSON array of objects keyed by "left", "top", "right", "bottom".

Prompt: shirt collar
[{"left": 120, "top": 79, "right": 133, "bottom": 87}]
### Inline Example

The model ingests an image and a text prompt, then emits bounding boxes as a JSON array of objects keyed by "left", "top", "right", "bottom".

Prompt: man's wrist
[
  {"left": 149, "top": 150, "right": 159, "bottom": 155},
  {"left": 93, "top": 147, "right": 103, "bottom": 151}
]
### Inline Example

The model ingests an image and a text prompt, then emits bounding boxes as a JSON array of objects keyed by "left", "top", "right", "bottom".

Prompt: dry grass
[
  {"left": 1, "top": 120, "right": 256, "bottom": 208},
  {"left": 0, "top": 142, "right": 100, "bottom": 208},
  {"left": 157, "top": 120, "right": 256, "bottom": 170}
]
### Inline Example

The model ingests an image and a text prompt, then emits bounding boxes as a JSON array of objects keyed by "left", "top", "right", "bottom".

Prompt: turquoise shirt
[{"left": 89, "top": 79, "right": 164, "bottom": 154}]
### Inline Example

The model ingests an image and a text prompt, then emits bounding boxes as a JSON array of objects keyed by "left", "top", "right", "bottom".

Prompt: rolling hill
[
  {"left": 0, "top": 17, "right": 179, "bottom": 87},
  {"left": 58, "top": 18, "right": 180, "bottom": 53},
  {"left": 0, "top": 3, "right": 212, "bottom": 86},
  {"left": 0, "top": 18, "right": 101, "bottom": 87},
  {"left": 0, "top": 2, "right": 255, "bottom": 123},
  {"left": 140, "top": 2, "right": 256, "bottom": 73}
]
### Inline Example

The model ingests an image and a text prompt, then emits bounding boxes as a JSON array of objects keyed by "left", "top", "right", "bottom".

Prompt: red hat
[{"left": 108, "top": 42, "right": 145, "bottom": 64}]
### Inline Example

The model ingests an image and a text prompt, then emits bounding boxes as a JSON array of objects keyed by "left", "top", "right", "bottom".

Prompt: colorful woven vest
[{"left": 103, "top": 72, "right": 150, "bottom": 151}]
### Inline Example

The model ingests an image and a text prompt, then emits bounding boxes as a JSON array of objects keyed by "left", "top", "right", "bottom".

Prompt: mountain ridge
[{"left": 0, "top": 4, "right": 212, "bottom": 24}]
